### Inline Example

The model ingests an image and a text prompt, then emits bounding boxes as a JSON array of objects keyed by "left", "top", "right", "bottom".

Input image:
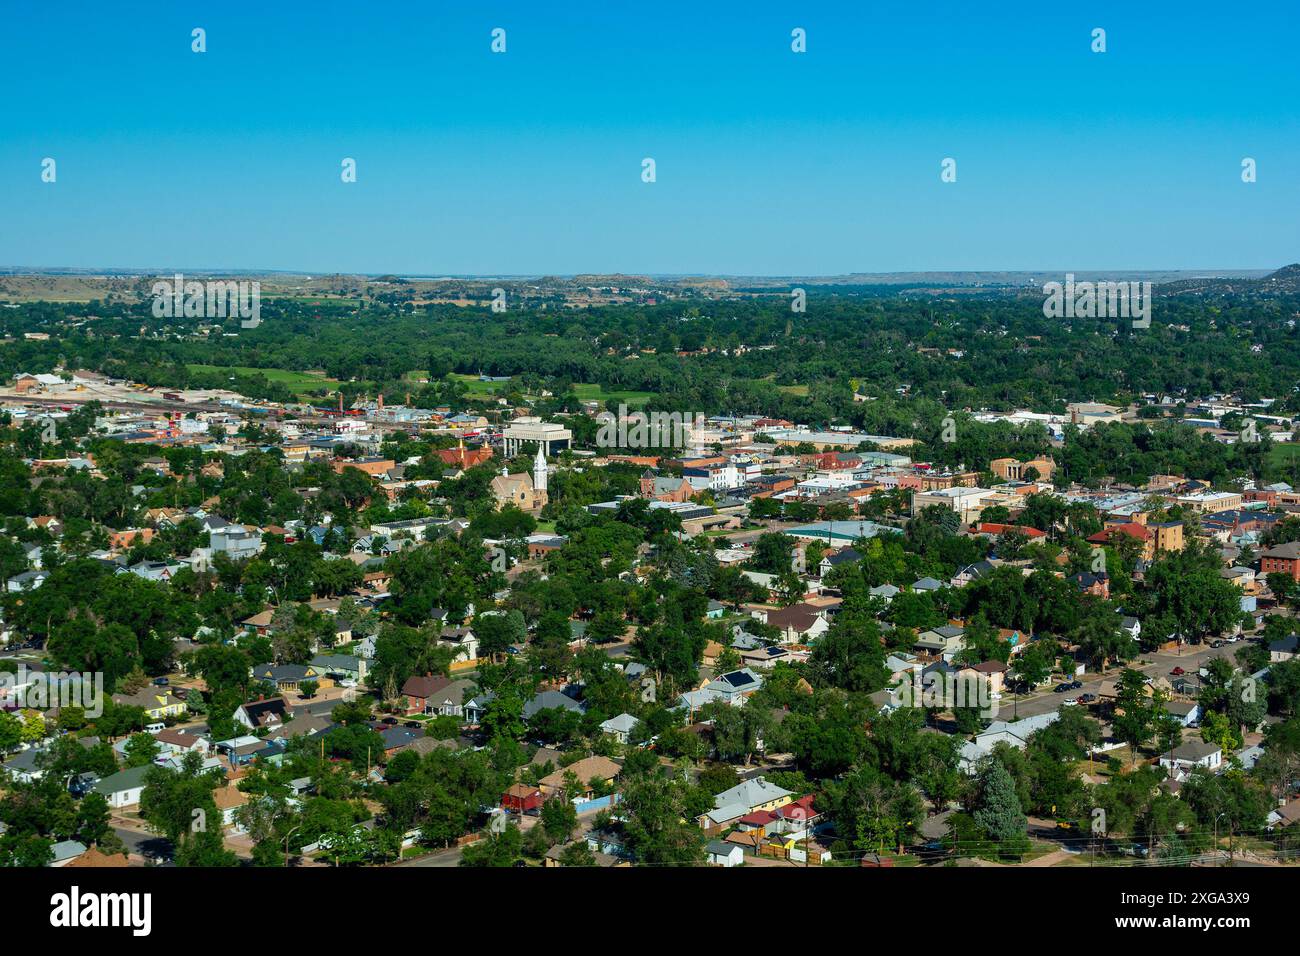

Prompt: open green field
[
  {"left": 1267, "top": 442, "right": 1300, "bottom": 469},
  {"left": 187, "top": 365, "right": 341, "bottom": 396},
  {"left": 570, "top": 383, "right": 653, "bottom": 407},
  {"left": 269, "top": 296, "right": 364, "bottom": 307},
  {"left": 447, "top": 373, "right": 508, "bottom": 397},
  {"left": 741, "top": 374, "right": 809, "bottom": 398},
  {"left": 444, "top": 373, "right": 652, "bottom": 407}
]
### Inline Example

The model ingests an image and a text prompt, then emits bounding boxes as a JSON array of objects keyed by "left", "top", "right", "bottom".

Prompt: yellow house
[
  {"left": 698, "top": 776, "right": 794, "bottom": 832},
  {"left": 111, "top": 688, "right": 188, "bottom": 720}
]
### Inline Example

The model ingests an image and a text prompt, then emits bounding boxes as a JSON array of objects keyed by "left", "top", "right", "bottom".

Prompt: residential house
[
  {"left": 700, "top": 776, "right": 794, "bottom": 833},
  {"left": 760, "top": 604, "right": 830, "bottom": 645},
  {"left": 2, "top": 748, "right": 45, "bottom": 784},
  {"left": 1070, "top": 571, "right": 1110, "bottom": 599},
  {"left": 93, "top": 765, "right": 153, "bottom": 809},
  {"left": 6, "top": 570, "right": 50, "bottom": 593},
  {"left": 251, "top": 663, "right": 326, "bottom": 693},
  {"left": 49, "top": 840, "right": 90, "bottom": 867},
  {"left": 437, "top": 626, "right": 478, "bottom": 664},
  {"left": 524, "top": 689, "right": 587, "bottom": 720},
  {"left": 951, "top": 560, "right": 997, "bottom": 588},
  {"left": 241, "top": 610, "right": 276, "bottom": 637},
  {"left": 538, "top": 755, "right": 621, "bottom": 799},
  {"left": 1158, "top": 739, "right": 1223, "bottom": 772},
  {"left": 703, "top": 668, "right": 765, "bottom": 704},
  {"left": 401, "top": 674, "right": 476, "bottom": 717},
  {"left": 599, "top": 713, "right": 639, "bottom": 744},
  {"left": 213, "top": 785, "right": 250, "bottom": 828},
  {"left": 915, "top": 625, "right": 965, "bottom": 661},
  {"left": 310, "top": 653, "right": 367, "bottom": 685},
  {"left": 959, "top": 711, "right": 1061, "bottom": 774},
  {"left": 1162, "top": 700, "right": 1200, "bottom": 727},
  {"left": 818, "top": 547, "right": 862, "bottom": 578},
  {"left": 209, "top": 523, "right": 263, "bottom": 561},
  {"left": 234, "top": 697, "right": 291, "bottom": 731},
  {"left": 120, "top": 560, "right": 183, "bottom": 582},
  {"left": 706, "top": 840, "right": 745, "bottom": 867},
  {"left": 152, "top": 727, "right": 210, "bottom": 757},
  {"left": 1269, "top": 634, "right": 1298, "bottom": 663},
  {"left": 111, "top": 687, "right": 187, "bottom": 721},
  {"left": 501, "top": 783, "right": 544, "bottom": 814},
  {"left": 958, "top": 660, "right": 1007, "bottom": 697},
  {"left": 1260, "top": 541, "right": 1300, "bottom": 582}
]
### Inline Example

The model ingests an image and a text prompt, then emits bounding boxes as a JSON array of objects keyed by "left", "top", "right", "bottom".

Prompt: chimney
[{"left": 378, "top": 393, "right": 384, "bottom": 410}]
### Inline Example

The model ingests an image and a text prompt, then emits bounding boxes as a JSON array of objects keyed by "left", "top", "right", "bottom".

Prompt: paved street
[
  {"left": 994, "top": 637, "right": 1251, "bottom": 722},
  {"left": 396, "top": 846, "right": 465, "bottom": 867}
]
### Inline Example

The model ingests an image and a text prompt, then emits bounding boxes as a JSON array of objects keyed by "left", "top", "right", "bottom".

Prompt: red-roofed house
[
  {"left": 402, "top": 674, "right": 453, "bottom": 716},
  {"left": 501, "top": 783, "right": 544, "bottom": 814},
  {"left": 736, "top": 809, "right": 777, "bottom": 833},
  {"left": 974, "top": 522, "right": 1047, "bottom": 539},
  {"left": 436, "top": 445, "right": 494, "bottom": 470},
  {"left": 1088, "top": 523, "right": 1154, "bottom": 560},
  {"left": 772, "top": 794, "right": 821, "bottom": 835}
]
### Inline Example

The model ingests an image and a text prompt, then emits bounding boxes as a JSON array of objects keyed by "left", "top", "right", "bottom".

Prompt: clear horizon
[{"left": 3, "top": 0, "right": 1296, "bottom": 274}]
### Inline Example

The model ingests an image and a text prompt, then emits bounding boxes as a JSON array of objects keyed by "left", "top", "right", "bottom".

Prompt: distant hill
[
  {"left": 0, "top": 265, "right": 1292, "bottom": 303},
  {"left": 1158, "top": 263, "right": 1300, "bottom": 295}
]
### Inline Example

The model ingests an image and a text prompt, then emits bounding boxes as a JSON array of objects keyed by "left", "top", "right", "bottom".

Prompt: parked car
[
  {"left": 1079, "top": 693, "right": 1097, "bottom": 704},
  {"left": 1069, "top": 680, "right": 1083, "bottom": 690},
  {"left": 68, "top": 772, "right": 98, "bottom": 797},
  {"left": 1062, "top": 697, "right": 1080, "bottom": 707},
  {"left": 908, "top": 839, "right": 948, "bottom": 862},
  {"left": 1170, "top": 666, "right": 1185, "bottom": 676},
  {"left": 1118, "top": 844, "right": 1151, "bottom": 858},
  {"left": 1054, "top": 683, "right": 1071, "bottom": 693},
  {"left": 152, "top": 677, "right": 169, "bottom": 686}
]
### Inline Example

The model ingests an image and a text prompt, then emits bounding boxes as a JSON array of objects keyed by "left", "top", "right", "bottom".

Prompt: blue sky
[{"left": 1, "top": 1, "right": 1295, "bottom": 275}]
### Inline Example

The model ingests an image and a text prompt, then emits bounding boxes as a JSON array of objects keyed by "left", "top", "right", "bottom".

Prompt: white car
[{"left": 1062, "top": 697, "right": 1080, "bottom": 707}]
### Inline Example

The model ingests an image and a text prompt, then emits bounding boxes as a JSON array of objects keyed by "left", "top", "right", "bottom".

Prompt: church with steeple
[{"left": 488, "top": 445, "right": 549, "bottom": 513}]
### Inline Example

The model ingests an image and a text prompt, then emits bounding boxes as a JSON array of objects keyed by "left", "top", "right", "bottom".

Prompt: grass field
[
  {"left": 187, "top": 365, "right": 340, "bottom": 396},
  {"left": 1267, "top": 442, "right": 1300, "bottom": 471},
  {"left": 570, "top": 383, "right": 653, "bottom": 407},
  {"left": 447, "top": 373, "right": 508, "bottom": 397},
  {"left": 444, "top": 373, "right": 652, "bottom": 407}
]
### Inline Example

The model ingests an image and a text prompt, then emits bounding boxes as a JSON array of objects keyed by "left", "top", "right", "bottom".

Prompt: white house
[
  {"left": 92, "top": 765, "right": 154, "bottom": 808},
  {"left": 1158, "top": 739, "right": 1223, "bottom": 773},
  {"left": 706, "top": 839, "right": 745, "bottom": 867},
  {"left": 599, "top": 713, "right": 639, "bottom": 744}
]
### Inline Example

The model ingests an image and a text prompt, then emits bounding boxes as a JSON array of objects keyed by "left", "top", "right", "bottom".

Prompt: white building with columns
[{"left": 502, "top": 417, "right": 572, "bottom": 458}]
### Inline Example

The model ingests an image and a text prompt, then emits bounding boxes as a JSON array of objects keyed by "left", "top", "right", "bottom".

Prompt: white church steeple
[{"left": 533, "top": 445, "right": 547, "bottom": 493}]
